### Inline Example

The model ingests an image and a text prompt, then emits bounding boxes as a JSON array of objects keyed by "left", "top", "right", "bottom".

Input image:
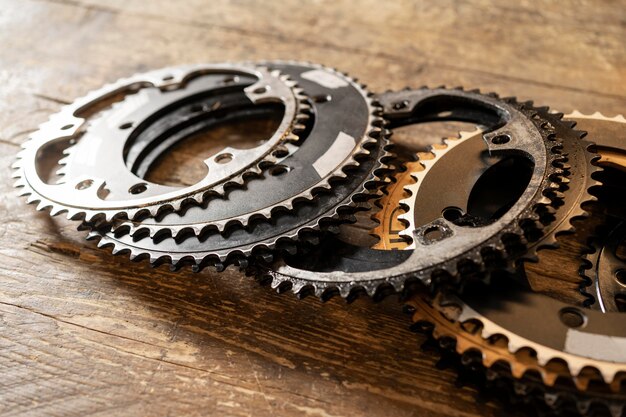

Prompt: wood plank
[
  {"left": 1, "top": 0, "right": 624, "bottom": 146},
  {"left": 45, "top": 0, "right": 626, "bottom": 97}
]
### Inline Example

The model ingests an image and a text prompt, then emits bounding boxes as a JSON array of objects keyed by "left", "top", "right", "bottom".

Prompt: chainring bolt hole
[
  {"left": 558, "top": 307, "right": 587, "bottom": 328},
  {"left": 392, "top": 100, "right": 409, "bottom": 110},
  {"left": 269, "top": 165, "right": 290, "bottom": 176},
  {"left": 214, "top": 153, "right": 233, "bottom": 164},
  {"left": 272, "top": 149, "right": 289, "bottom": 158},
  {"left": 423, "top": 226, "right": 444, "bottom": 242},
  {"left": 442, "top": 206, "right": 464, "bottom": 222},
  {"left": 313, "top": 94, "right": 332, "bottom": 103},
  {"left": 491, "top": 134, "right": 511, "bottom": 145},
  {"left": 75, "top": 179, "right": 94, "bottom": 190},
  {"left": 615, "top": 269, "right": 626, "bottom": 287},
  {"left": 129, "top": 183, "right": 148, "bottom": 195}
]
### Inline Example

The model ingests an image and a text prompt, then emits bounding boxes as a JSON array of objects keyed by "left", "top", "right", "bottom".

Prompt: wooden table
[{"left": 1, "top": 1, "right": 624, "bottom": 416}]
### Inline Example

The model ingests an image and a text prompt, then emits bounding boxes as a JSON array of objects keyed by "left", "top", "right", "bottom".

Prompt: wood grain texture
[{"left": 0, "top": 0, "right": 624, "bottom": 416}]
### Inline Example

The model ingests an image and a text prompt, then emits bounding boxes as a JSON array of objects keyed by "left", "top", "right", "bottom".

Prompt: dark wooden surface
[{"left": 1, "top": 1, "right": 624, "bottom": 416}]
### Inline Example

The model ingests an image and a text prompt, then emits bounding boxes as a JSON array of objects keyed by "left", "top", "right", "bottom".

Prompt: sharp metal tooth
[
  {"left": 339, "top": 284, "right": 352, "bottom": 298},
  {"left": 314, "top": 286, "right": 325, "bottom": 299},
  {"left": 292, "top": 282, "right": 306, "bottom": 295},
  {"left": 26, "top": 194, "right": 40, "bottom": 204},
  {"left": 364, "top": 284, "right": 378, "bottom": 297},
  {"left": 270, "top": 277, "right": 283, "bottom": 290},
  {"left": 36, "top": 201, "right": 51, "bottom": 211},
  {"left": 537, "top": 196, "right": 552, "bottom": 205},
  {"left": 49, "top": 206, "right": 65, "bottom": 216},
  {"left": 111, "top": 245, "right": 125, "bottom": 255}
]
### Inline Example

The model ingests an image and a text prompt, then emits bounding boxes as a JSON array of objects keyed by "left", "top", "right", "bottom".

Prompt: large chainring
[
  {"left": 256, "top": 88, "right": 579, "bottom": 298},
  {"left": 85, "top": 62, "right": 391, "bottom": 270},
  {"left": 14, "top": 63, "right": 307, "bottom": 222},
  {"left": 407, "top": 283, "right": 626, "bottom": 417}
]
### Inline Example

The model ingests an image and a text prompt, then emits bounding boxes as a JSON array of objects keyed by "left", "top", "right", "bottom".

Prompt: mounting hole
[
  {"left": 559, "top": 307, "right": 586, "bottom": 328},
  {"left": 424, "top": 226, "right": 443, "bottom": 242},
  {"left": 253, "top": 86, "right": 268, "bottom": 94},
  {"left": 442, "top": 206, "right": 464, "bottom": 222},
  {"left": 61, "top": 124, "right": 74, "bottom": 130},
  {"left": 269, "top": 165, "right": 289, "bottom": 176},
  {"left": 272, "top": 149, "right": 289, "bottom": 158},
  {"left": 119, "top": 122, "right": 134, "bottom": 130},
  {"left": 491, "top": 134, "right": 511, "bottom": 145},
  {"left": 392, "top": 100, "right": 409, "bottom": 110},
  {"left": 615, "top": 294, "right": 626, "bottom": 312},
  {"left": 162, "top": 75, "right": 174, "bottom": 81},
  {"left": 313, "top": 94, "right": 332, "bottom": 103},
  {"left": 615, "top": 269, "right": 626, "bottom": 286},
  {"left": 215, "top": 153, "right": 233, "bottom": 164},
  {"left": 75, "top": 179, "right": 93, "bottom": 190},
  {"left": 129, "top": 183, "right": 148, "bottom": 195}
]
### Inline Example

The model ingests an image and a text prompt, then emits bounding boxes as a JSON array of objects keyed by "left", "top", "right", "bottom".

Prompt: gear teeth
[
  {"left": 105, "top": 112, "right": 392, "bottom": 270},
  {"left": 565, "top": 110, "right": 626, "bottom": 124},
  {"left": 408, "top": 294, "right": 626, "bottom": 416},
  {"left": 105, "top": 64, "right": 388, "bottom": 242},
  {"left": 338, "top": 284, "right": 353, "bottom": 299},
  {"left": 459, "top": 304, "right": 624, "bottom": 388},
  {"left": 269, "top": 275, "right": 283, "bottom": 291},
  {"left": 255, "top": 89, "right": 595, "bottom": 302},
  {"left": 395, "top": 94, "right": 578, "bottom": 288},
  {"left": 14, "top": 63, "right": 313, "bottom": 227}
]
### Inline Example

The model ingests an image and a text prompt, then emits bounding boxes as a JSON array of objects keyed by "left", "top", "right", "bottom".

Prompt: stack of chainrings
[{"left": 13, "top": 61, "right": 626, "bottom": 416}]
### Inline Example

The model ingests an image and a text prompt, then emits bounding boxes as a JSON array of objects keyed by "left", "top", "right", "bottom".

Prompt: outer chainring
[{"left": 14, "top": 63, "right": 308, "bottom": 223}]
